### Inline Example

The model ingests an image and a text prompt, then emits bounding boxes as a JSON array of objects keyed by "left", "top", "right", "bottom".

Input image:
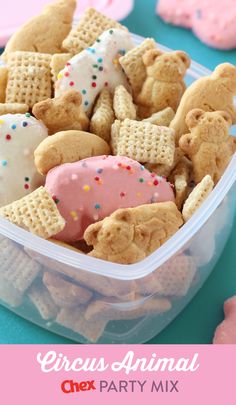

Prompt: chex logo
[{"left": 61, "top": 379, "right": 96, "bottom": 394}]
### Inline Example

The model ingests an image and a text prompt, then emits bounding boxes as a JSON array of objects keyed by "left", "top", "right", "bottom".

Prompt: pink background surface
[
  {"left": 0, "top": 345, "right": 235, "bottom": 404},
  {"left": 0, "top": 0, "right": 134, "bottom": 46}
]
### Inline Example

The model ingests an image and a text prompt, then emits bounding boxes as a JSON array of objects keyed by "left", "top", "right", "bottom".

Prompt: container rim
[{"left": 0, "top": 33, "right": 235, "bottom": 281}]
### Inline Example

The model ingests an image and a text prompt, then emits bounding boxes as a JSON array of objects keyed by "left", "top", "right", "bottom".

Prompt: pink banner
[{"left": 0, "top": 345, "right": 235, "bottom": 404}]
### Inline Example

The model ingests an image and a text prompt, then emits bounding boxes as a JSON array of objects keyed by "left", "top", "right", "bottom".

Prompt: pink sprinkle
[
  {"left": 24, "top": 184, "right": 29, "bottom": 190},
  {"left": 69, "top": 81, "right": 74, "bottom": 86},
  {"left": 64, "top": 72, "right": 70, "bottom": 77}
]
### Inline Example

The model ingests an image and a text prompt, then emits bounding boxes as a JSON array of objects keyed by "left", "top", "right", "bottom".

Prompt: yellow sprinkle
[
  {"left": 70, "top": 210, "right": 78, "bottom": 221},
  {"left": 0, "top": 119, "right": 4, "bottom": 124},
  {"left": 136, "top": 192, "right": 142, "bottom": 198},
  {"left": 97, "top": 179, "right": 103, "bottom": 185},
  {"left": 147, "top": 181, "right": 153, "bottom": 186},
  {"left": 83, "top": 185, "right": 90, "bottom": 192},
  {"left": 57, "top": 73, "right": 62, "bottom": 79}
]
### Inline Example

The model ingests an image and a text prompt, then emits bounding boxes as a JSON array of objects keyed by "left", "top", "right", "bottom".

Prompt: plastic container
[{"left": 0, "top": 34, "right": 236, "bottom": 344}]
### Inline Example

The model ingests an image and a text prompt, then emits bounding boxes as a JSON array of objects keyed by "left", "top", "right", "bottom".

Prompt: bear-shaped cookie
[
  {"left": 84, "top": 202, "right": 183, "bottom": 264},
  {"left": 136, "top": 49, "right": 190, "bottom": 118},
  {"left": 179, "top": 109, "right": 233, "bottom": 184},
  {"left": 32, "top": 91, "right": 89, "bottom": 135},
  {"left": 170, "top": 63, "right": 236, "bottom": 142},
  {"left": 55, "top": 28, "right": 134, "bottom": 113},
  {"left": 213, "top": 296, "right": 236, "bottom": 344}
]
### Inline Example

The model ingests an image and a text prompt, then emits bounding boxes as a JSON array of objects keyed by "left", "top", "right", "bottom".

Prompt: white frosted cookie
[
  {"left": 55, "top": 28, "right": 134, "bottom": 112},
  {"left": 0, "top": 113, "right": 48, "bottom": 206}
]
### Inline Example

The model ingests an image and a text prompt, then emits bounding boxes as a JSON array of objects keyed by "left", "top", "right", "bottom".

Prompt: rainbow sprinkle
[
  {"left": 70, "top": 210, "right": 78, "bottom": 221},
  {"left": 83, "top": 185, "right": 90, "bottom": 192}
]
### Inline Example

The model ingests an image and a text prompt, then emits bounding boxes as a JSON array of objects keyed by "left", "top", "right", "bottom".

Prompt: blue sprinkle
[
  {"left": 97, "top": 57, "right": 103, "bottom": 63},
  {"left": 2, "top": 160, "right": 7, "bottom": 166},
  {"left": 84, "top": 100, "right": 89, "bottom": 106},
  {"left": 22, "top": 121, "right": 28, "bottom": 127},
  {"left": 82, "top": 89, "right": 87, "bottom": 95},
  {"left": 87, "top": 47, "right": 96, "bottom": 54},
  {"left": 196, "top": 9, "right": 202, "bottom": 18},
  {"left": 119, "top": 49, "right": 126, "bottom": 56},
  {"left": 95, "top": 203, "right": 101, "bottom": 210},
  {"left": 140, "top": 165, "right": 145, "bottom": 171},
  {"left": 11, "top": 124, "right": 16, "bottom": 130},
  {"left": 96, "top": 168, "right": 103, "bottom": 174}
]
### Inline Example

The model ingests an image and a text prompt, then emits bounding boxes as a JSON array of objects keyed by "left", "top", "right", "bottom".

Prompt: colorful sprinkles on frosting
[
  {"left": 55, "top": 29, "right": 133, "bottom": 114},
  {"left": 45, "top": 155, "right": 175, "bottom": 242}
]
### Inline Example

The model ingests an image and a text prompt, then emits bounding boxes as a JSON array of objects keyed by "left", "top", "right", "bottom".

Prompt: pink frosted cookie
[
  {"left": 45, "top": 155, "right": 175, "bottom": 242},
  {"left": 213, "top": 296, "right": 236, "bottom": 344},
  {"left": 157, "top": 0, "right": 236, "bottom": 50}
]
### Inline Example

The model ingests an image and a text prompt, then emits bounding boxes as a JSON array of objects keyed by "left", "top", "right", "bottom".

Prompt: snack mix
[{"left": 0, "top": 0, "right": 235, "bottom": 342}]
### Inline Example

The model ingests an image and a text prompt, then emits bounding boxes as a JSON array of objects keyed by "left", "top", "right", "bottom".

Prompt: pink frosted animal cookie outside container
[
  {"left": 157, "top": 0, "right": 236, "bottom": 50},
  {"left": 0, "top": 34, "right": 236, "bottom": 343}
]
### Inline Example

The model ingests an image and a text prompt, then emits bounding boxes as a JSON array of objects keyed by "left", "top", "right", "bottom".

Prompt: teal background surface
[{"left": 0, "top": 0, "right": 236, "bottom": 344}]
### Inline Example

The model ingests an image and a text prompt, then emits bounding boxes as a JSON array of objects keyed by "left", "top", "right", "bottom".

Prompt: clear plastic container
[{"left": 0, "top": 34, "right": 236, "bottom": 344}]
